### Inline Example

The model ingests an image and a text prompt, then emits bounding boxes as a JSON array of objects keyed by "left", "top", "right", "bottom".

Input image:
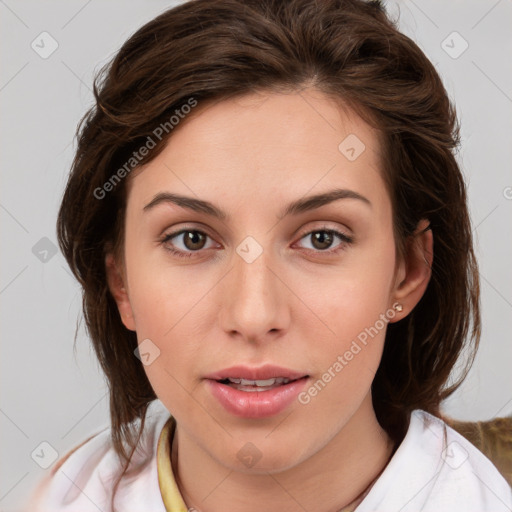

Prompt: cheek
[
  {"left": 120, "top": 244, "right": 184, "bottom": 369},
  {"left": 124, "top": 238, "right": 205, "bottom": 335},
  {"left": 299, "top": 280, "right": 391, "bottom": 423},
  {"left": 122, "top": 245, "right": 219, "bottom": 399},
  {"left": 300, "top": 236, "right": 396, "bottom": 392},
  {"left": 126, "top": 275, "right": 205, "bottom": 416},
  {"left": 306, "top": 240, "right": 396, "bottom": 340}
]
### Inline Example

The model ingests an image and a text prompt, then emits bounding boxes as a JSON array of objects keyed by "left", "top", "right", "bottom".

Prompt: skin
[{"left": 106, "top": 88, "right": 433, "bottom": 512}]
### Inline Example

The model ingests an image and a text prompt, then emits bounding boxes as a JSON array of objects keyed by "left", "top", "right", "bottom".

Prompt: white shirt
[{"left": 26, "top": 399, "right": 512, "bottom": 511}]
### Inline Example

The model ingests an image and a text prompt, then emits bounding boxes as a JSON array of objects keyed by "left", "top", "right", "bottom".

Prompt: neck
[{"left": 171, "top": 394, "right": 394, "bottom": 512}]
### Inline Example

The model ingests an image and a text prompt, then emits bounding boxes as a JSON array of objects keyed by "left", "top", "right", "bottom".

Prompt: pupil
[
  {"left": 313, "top": 231, "right": 332, "bottom": 250},
  {"left": 185, "top": 231, "right": 205, "bottom": 250}
]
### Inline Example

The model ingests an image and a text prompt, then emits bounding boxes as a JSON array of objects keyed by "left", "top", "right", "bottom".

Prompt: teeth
[{"left": 226, "top": 377, "right": 290, "bottom": 386}]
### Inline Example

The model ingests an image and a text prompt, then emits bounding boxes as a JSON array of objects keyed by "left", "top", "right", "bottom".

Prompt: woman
[{"left": 27, "top": 0, "right": 512, "bottom": 510}]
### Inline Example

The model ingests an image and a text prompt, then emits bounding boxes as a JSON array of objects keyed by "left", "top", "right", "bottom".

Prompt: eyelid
[
  {"left": 295, "top": 222, "right": 353, "bottom": 240},
  {"left": 293, "top": 225, "right": 353, "bottom": 254},
  {"left": 160, "top": 225, "right": 219, "bottom": 250}
]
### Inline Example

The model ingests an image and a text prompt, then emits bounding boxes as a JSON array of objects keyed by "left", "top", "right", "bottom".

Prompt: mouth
[
  {"left": 215, "top": 376, "right": 307, "bottom": 392},
  {"left": 204, "top": 365, "right": 310, "bottom": 418}
]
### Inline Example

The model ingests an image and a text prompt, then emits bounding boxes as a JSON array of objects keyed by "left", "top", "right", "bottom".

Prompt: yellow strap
[{"left": 157, "top": 416, "right": 189, "bottom": 512}]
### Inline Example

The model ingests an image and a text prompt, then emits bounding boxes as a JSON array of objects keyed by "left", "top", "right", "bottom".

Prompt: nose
[{"left": 218, "top": 242, "right": 290, "bottom": 344}]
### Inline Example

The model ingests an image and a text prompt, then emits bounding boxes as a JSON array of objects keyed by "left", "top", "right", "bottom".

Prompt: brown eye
[
  {"left": 310, "top": 231, "right": 335, "bottom": 250},
  {"left": 181, "top": 231, "right": 207, "bottom": 250},
  {"left": 161, "top": 229, "right": 216, "bottom": 258},
  {"left": 296, "top": 228, "right": 353, "bottom": 255}
]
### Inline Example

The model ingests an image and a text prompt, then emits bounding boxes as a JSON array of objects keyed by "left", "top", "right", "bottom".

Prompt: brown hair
[{"left": 57, "top": 0, "right": 480, "bottom": 501}]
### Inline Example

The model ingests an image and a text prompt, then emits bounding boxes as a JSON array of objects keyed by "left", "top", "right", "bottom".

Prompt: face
[{"left": 107, "top": 88, "right": 423, "bottom": 473}]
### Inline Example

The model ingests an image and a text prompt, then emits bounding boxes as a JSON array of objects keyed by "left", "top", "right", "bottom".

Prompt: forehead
[{"left": 126, "top": 88, "right": 388, "bottom": 216}]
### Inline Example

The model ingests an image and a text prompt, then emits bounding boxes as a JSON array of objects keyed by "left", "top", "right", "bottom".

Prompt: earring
[{"left": 394, "top": 303, "right": 403, "bottom": 312}]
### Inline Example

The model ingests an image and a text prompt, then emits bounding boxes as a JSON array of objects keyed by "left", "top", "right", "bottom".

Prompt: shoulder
[
  {"left": 358, "top": 410, "right": 512, "bottom": 512},
  {"left": 26, "top": 399, "right": 171, "bottom": 512}
]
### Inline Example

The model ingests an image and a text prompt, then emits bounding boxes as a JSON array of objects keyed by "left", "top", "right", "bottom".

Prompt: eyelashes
[
  {"left": 160, "top": 226, "right": 354, "bottom": 260},
  {"left": 160, "top": 229, "right": 217, "bottom": 259},
  {"left": 298, "top": 229, "right": 353, "bottom": 253}
]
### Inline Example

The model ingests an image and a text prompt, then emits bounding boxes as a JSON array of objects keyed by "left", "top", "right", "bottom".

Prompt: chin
[{"left": 215, "top": 436, "right": 311, "bottom": 475}]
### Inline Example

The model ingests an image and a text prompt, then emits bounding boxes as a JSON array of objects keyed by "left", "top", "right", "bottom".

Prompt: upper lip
[{"left": 205, "top": 365, "right": 308, "bottom": 381}]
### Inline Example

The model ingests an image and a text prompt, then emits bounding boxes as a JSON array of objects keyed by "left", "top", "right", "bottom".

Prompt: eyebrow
[{"left": 143, "top": 188, "right": 371, "bottom": 220}]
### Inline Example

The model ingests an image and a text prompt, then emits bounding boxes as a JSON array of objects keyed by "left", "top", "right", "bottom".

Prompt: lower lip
[{"left": 206, "top": 377, "right": 309, "bottom": 418}]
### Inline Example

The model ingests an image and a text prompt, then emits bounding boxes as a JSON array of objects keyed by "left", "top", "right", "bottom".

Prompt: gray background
[{"left": 1, "top": 1, "right": 511, "bottom": 510}]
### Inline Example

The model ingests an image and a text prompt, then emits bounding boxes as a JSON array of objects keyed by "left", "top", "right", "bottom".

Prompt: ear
[
  {"left": 389, "top": 219, "right": 433, "bottom": 322},
  {"left": 105, "top": 252, "right": 136, "bottom": 331}
]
